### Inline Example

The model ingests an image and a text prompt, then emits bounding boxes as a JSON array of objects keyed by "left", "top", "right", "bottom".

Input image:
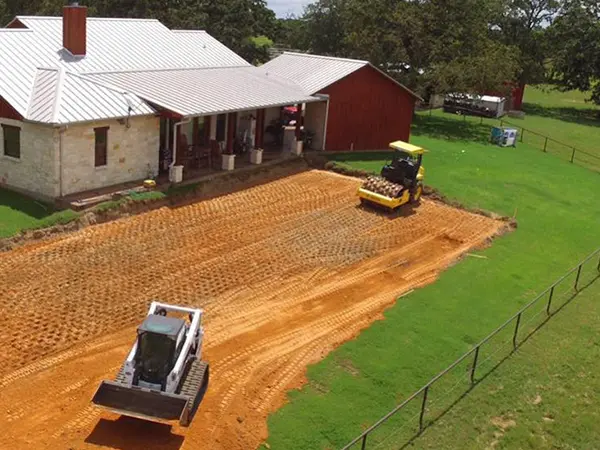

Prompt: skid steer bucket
[{"left": 92, "top": 380, "right": 190, "bottom": 425}]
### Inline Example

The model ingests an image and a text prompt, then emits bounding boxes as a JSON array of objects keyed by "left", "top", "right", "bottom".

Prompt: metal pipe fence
[
  {"left": 418, "top": 105, "right": 600, "bottom": 172},
  {"left": 342, "top": 247, "right": 600, "bottom": 450}
]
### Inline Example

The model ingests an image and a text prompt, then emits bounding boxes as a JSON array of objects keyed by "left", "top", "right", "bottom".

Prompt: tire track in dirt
[{"left": 0, "top": 170, "right": 507, "bottom": 450}]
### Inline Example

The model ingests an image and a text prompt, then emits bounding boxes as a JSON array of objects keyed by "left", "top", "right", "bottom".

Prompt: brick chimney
[{"left": 63, "top": 2, "right": 87, "bottom": 56}]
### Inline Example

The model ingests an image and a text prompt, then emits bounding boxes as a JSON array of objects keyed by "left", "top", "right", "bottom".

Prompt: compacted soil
[{"left": 0, "top": 170, "right": 505, "bottom": 450}]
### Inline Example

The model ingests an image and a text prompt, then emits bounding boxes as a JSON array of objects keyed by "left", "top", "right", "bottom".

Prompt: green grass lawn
[
  {"left": 412, "top": 277, "right": 600, "bottom": 449},
  {"left": 0, "top": 188, "right": 78, "bottom": 239},
  {"left": 519, "top": 86, "right": 600, "bottom": 169},
  {"left": 264, "top": 112, "right": 600, "bottom": 449}
]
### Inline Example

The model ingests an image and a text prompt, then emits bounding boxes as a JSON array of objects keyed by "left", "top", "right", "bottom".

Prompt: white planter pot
[
  {"left": 292, "top": 139, "right": 304, "bottom": 156},
  {"left": 169, "top": 165, "right": 183, "bottom": 183},
  {"left": 250, "top": 149, "right": 263, "bottom": 165},
  {"left": 221, "top": 154, "right": 236, "bottom": 171}
]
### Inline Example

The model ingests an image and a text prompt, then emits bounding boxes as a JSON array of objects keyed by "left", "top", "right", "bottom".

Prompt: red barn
[{"left": 262, "top": 53, "right": 422, "bottom": 151}]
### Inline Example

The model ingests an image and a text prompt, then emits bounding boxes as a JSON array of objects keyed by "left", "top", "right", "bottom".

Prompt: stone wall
[
  {"left": 0, "top": 118, "right": 59, "bottom": 199},
  {"left": 61, "top": 115, "right": 159, "bottom": 196}
]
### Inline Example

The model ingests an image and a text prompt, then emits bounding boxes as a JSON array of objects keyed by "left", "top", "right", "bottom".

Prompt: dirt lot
[{"left": 0, "top": 170, "right": 505, "bottom": 450}]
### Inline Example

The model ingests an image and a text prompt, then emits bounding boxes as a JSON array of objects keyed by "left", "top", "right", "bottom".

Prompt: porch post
[
  {"left": 192, "top": 117, "right": 199, "bottom": 148},
  {"left": 209, "top": 115, "right": 217, "bottom": 140},
  {"left": 295, "top": 104, "right": 302, "bottom": 140},
  {"left": 255, "top": 109, "right": 265, "bottom": 149},
  {"left": 175, "top": 125, "right": 183, "bottom": 165},
  {"left": 226, "top": 111, "right": 236, "bottom": 154},
  {"left": 204, "top": 115, "right": 211, "bottom": 144}
]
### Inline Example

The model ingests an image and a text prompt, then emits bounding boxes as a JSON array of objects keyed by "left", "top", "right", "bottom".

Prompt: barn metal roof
[
  {"left": 88, "top": 67, "right": 323, "bottom": 117},
  {"left": 261, "top": 52, "right": 422, "bottom": 100},
  {"left": 0, "top": 16, "right": 254, "bottom": 124}
]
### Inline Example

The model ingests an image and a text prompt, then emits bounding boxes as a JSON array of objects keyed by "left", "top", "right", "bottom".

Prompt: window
[
  {"left": 94, "top": 127, "right": 108, "bottom": 167},
  {"left": 2, "top": 124, "right": 20, "bottom": 159}
]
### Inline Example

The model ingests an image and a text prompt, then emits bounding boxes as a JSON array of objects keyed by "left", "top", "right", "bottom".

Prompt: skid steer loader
[
  {"left": 91, "top": 301, "right": 209, "bottom": 427},
  {"left": 357, "top": 140, "right": 426, "bottom": 211}
]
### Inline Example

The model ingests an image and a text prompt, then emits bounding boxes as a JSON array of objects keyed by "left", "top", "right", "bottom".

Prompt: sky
[{"left": 267, "top": 0, "right": 309, "bottom": 17}]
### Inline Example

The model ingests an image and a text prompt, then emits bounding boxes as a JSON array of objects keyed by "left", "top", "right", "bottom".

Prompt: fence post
[
  {"left": 361, "top": 434, "right": 367, "bottom": 450},
  {"left": 546, "top": 286, "right": 555, "bottom": 315},
  {"left": 574, "top": 264, "right": 583, "bottom": 290},
  {"left": 543, "top": 137, "right": 548, "bottom": 152},
  {"left": 470, "top": 346, "right": 480, "bottom": 383},
  {"left": 571, "top": 148, "right": 576, "bottom": 163},
  {"left": 419, "top": 386, "right": 429, "bottom": 432},
  {"left": 520, "top": 129, "right": 524, "bottom": 142},
  {"left": 512, "top": 312, "right": 522, "bottom": 349}
]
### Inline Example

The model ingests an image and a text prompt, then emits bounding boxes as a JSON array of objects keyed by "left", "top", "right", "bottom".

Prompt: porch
[
  {"left": 86, "top": 66, "right": 329, "bottom": 184},
  {"left": 158, "top": 103, "right": 322, "bottom": 183}
]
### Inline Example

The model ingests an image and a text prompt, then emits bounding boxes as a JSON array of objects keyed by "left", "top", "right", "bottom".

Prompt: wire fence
[
  {"left": 342, "top": 247, "right": 600, "bottom": 450},
  {"left": 418, "top": 104, "right": 600, "bottom": 173}
]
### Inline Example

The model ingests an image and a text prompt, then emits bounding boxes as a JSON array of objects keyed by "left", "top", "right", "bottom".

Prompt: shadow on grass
[
  {"left": 523, "top": 102, "right": 600, "bottom": 128},
  {"left": 0, "top": 187, "right": 55, "bottom": 219},
  {"left": 412, "top": 114, "right": 492, "bottom": 143},
  {"left": 395, "top": 273, "right": 600, "bottom": 450}
]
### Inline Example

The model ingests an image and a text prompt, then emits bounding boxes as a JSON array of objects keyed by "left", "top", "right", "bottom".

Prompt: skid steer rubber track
[{"left": 178, "top": 359, "right": 209, "bottom": 427}]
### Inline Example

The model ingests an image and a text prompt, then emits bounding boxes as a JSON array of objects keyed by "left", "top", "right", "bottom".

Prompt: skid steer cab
[
  {"left": 357, "top": 140, "right": 426, "bottom": 211},
  {"left": 91, "top": 301, "right": 209, "bottom": 427}
]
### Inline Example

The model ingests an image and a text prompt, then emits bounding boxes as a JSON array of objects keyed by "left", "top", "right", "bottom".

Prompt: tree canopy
[
  {"left": 286, "top": 0, "right": 520, "bottom": 97},
  {"left": 549, "top": 0, "right": 600, "bottom": 104}
]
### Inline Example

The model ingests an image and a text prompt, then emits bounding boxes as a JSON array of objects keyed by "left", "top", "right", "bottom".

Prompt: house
[
  {"left": 261, "top": 52, "right": 422, "bottom": 151},
  {"left": 0, "top": 5, "right": 324, "bottom": 200}
]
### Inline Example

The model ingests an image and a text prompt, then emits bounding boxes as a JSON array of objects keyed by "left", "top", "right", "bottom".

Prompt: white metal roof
[
  {"left": 26, "top": 68, "right": 155, "bottom": 124},
  {"left": 13, "top": 16, "right": 249, "bottom": 73},
  {"left": 261, "top": 52, "right": 422, "bottom": 99},
  {"left": 0, "top": 16, "right": 250, "bottom": 123},
  {"left": 27, "top": 68, "right": 58, "bottom": 123},
  {"left": 87, "top": 67, "right": 323, "bottom": 117},
  {"left": 262, "top": 52, "right": 368, "bottom": 95}
]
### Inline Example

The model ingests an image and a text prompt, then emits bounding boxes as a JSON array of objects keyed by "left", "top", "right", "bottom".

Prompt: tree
[
  {"left": 301, "top": 0, "right": 348, "bottom": 55},
  {"left": 2, "top": 0, "right": 70, "bottom": 25},
  {"left": 491, "top": 0, "right": 560, "bottom": 86},
  {"left": 241, "top": 35, "right": 274, "bottom": 65},
  {"left": 549, "top": 0, "right": 600, "bottom": 104},
  {"left": 291, "top": 0, "right": 519, "bottom": 96},
  {"left": 274, "top": 15, "right": 310, "bottom": 50}
]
